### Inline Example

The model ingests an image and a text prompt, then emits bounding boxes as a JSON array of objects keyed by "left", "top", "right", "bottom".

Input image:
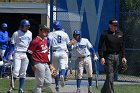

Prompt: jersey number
[{"left": 57, "top": 35, "right": 62, "bottom": 43}]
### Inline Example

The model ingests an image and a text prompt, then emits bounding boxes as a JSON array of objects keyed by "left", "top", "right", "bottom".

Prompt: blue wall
[{"left": 54, "top": 0, "right": 120, "bottom": 72}]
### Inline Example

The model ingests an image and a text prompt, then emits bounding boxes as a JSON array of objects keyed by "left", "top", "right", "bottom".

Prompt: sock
[
  {"left": 65, "top": 69, "right": 68, "bottom": 79},
  {"left": 19, "top": 78, "right": 25, "bottom": 89},
  {"left": 13, "top": 77, "right": 16, "bottom": 83},
  {"left": 60, "top": 69, "right": 65, "bottom": 77},
  {"left": 77, "top": 79, "right": 81, "bottom": 88},
  {"left": 114, "top": 72, "right": 118, "bottom": 81},
  {"left": 88, "top": 77, "right": 92, "bottom": 86},
  {"left": 55, "top": 75, "right": 59, "bottom": 87}
]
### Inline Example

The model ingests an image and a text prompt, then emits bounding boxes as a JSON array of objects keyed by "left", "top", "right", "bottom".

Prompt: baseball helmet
[
  {"left": 1, "top": 23, "right": 8, "bottom": 28},
  {"left": 53, "top": 21, "right": 62, "bottom": 30},
  {"left": 73, "top": 30, "right": 81, "bottom": 41},
  {"left": 20, "top": 19, "right": 30, "bottom": 26},
  {"left": 73, "top": 30, "right": 81, "bottom": 35}
]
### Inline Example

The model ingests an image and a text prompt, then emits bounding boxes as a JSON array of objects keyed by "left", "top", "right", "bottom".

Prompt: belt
[
  {"left": 53, "top": 50, "right": 67, "bottom": 52},
  {"left": 78, "top": 55, "right": 90, "bottom": 58},
  {"left": 15, "top": 51, "right": 26, "bottom": 53},
  {"left": 107, "top": 51, "right": 119, "bottom": 55}
]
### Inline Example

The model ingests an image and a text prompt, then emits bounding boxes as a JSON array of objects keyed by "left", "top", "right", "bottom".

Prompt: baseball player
[
  {"left": 71, "top": 30, "right": 98, "bottom": 93},
  {"left": 48, "top": 21, "right": 71, "bottom": 92},
  {"left": 0, "top": 23, "right": 9, "bottom": 64},
  {"left": 7, "top": 19, "right": 32, "bottom": 93},
  {"left": 26, "top": 24, "right": 52, "bottom": 93}
]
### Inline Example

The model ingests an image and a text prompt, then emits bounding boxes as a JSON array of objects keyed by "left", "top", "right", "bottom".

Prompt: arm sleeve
[
  {"left": 121, "top": 32, "right": 126, "bottom": 58},
  {"left": 11, "top": 32, "right": 16, "bottom": 45},
  {"left": 0, "top": 32, "right": 8, "bottom": 43},
  {"left": 86, "top": 39, "right": 95, "bottom": 55},
  {"left": 89, "top": 47, "right": 95, "bottom": 55},
  {"left": 26, "top": 52, "right": 35, "bottom": 66},
  {"left": 98, "top": 32, "right": 106, "bottom": 58}
]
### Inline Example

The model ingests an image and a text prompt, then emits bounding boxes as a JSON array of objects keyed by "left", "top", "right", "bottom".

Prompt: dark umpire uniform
[{"left": 98, "top": 19, "right": 127, "bottom": 93}]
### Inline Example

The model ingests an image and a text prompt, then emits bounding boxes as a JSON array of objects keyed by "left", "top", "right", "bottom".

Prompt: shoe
[
  {"left": 60, "top": 75, "right": 65, "bottom": 87},
  {"left": 76, "top": 88, "right": 80, "bottom": 93},
  {"left": 18, "top": 88, "right": 24, "bottom": 93},
  {"left": 64, "top": 78, "right": 68, "bottom": 81},
  {"left": 28, "top": 90, "right": 33, "bottom": 93},
  {"left": 88, "top": 86, "right": 93, "bottom": 93},
  {"left": 7, "top": 88, "right": 12, "bottom": 93},
  {"left": 55, "top": 86, "right": 59, "bottom": 92}
]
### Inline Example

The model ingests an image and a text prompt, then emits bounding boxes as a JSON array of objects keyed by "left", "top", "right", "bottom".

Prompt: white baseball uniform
[
  {"left": 11, "top": 29, "right": 32, "bottom": 78},
  {"left": 72, "top": 38, "right": 93, "bottom": 79},
  {"left": 48, "top": 30, "right": 70, "bottom": 71}
]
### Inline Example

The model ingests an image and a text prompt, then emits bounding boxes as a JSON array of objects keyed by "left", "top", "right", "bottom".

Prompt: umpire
[{"left": 98, "top": 19, "right": 127, "bottom": 93}]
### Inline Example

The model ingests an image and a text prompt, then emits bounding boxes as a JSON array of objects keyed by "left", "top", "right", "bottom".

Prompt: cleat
[
  {"left": 28, "top": 90, "right": 33, "bottom": 93},
  {"left": 60, "top": 75, "right": 65, "bottom": 87},
  {"left": 55, "top": 86, "right": 59, "bottom": 92},
  {"left": 18, "top": 88, "right": 24, "bottom": 93},
  {"left": 76, "top": 88, "right": 80, "bottom": 93},
  {"left": 7, "top": 88, "right": 12, "bottom": 93},
  {"left": 64, "top": 77, "right": 68, "bottom": 81},
  {"left": 88, "top": 86, "right": 93, "bottom": 93}
]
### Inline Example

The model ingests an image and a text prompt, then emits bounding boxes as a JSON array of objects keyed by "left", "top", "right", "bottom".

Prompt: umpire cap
[{"left": 109, "top": 19, "right": 118, "bottom": 26}]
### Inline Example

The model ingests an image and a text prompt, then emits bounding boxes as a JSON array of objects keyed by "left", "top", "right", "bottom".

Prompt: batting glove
[{"left": 93, "top": 54, "right": 98, "bottom": 61}]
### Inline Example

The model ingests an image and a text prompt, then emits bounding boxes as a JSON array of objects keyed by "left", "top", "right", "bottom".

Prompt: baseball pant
[
  {"left": 13, "top": 52, "right": 29, "bottom": 78},
  {"left": 101, "top": 54, "right": 119, "bottom": 93},
  {"left": 0, "top": 49, "right": 6, "bottom": 65},
  {"left": 77, "top": 56, "right": 92, "bottom": 79},
  {"left": 52, "top": 50, "right": 68, "bottom": 73},
  {"left": 33, "top": 62, "right": 52, "bottom": 93}
]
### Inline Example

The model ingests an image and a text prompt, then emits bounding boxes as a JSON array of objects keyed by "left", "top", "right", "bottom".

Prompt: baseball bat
[
  {"left": 94, "top": 60, "right": 99, "bottom": 88},
  {"left": 10, "top": 63, "right": 14, "bottom": 89}
]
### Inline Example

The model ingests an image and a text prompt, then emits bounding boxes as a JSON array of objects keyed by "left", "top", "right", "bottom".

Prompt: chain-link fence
[
  {"left": 120, "top": 0, "right": 140, "bottom": 82},
  {"left": 52, "top": 0, "right": 140, "bottom": 82}
]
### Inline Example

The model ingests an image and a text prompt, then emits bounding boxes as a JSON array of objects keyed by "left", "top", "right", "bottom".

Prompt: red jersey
[{"left": 27, "top": 36, "right": 49, "bottom": 63}]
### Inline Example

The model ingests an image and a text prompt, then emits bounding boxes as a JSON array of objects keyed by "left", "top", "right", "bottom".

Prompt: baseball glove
[
  {"left": 49, "top": 64, "right": 57, "bottom": 78},
  {"left": 118, "top": 63, "right": 128, "bottom": 73}
]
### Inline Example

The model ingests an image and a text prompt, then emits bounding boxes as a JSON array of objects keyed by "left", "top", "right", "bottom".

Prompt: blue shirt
[{"left": 0, "top": 30, "right": 8, "bottom": 50}]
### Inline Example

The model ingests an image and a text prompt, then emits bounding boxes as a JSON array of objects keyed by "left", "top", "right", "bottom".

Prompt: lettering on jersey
[
  {"left": 41, "top": 44, "right": 48, "bottom": 53},
  {"left": 20, "top": 36, "right": 30, "bottom": 41},
  {"left": 57, "top": 35, "right": 62, "bottom": 43},
  {"left": 76, "top": 45, "right": 86, "bottom": 49}
]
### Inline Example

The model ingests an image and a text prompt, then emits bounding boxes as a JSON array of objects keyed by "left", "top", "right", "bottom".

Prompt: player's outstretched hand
[{"left": 70, "top": 38, "right": 76, "bottom": 45}]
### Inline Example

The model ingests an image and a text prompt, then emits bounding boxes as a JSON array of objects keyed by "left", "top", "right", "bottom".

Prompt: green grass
[
  {"left": 0, "top": 78, "right": 140, "bottom": 93},
  {"left": 0, "top": 78, "right": 52, "bottom": 93},
  {"left": 93, "top": 84, "right": 140, "bottom": 93}
]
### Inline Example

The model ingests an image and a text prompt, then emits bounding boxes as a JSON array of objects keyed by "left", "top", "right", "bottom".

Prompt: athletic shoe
[
  {"left": 18, "top": 88, "right": 24, "bottom": 93},
  {"left": 76, "top": 88, "right": 80, "bottom": 93},
  {"left": 55, "top": 86, "right": 59, "bottom": 92},
  {"left": 88, "top": 86, "right": 93, "bottom": 93},
  {"left": 7, "top": 88, "right": 12, "bottom": 93},
  {"left": 60, "top": 75, "right": 65, "bottom": 87},
  {"left": 64, "top": 77, "right": 68, "bottom": 81},
  {"left": 27, "top": 90, "right": 33, "bottom": 93}
]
